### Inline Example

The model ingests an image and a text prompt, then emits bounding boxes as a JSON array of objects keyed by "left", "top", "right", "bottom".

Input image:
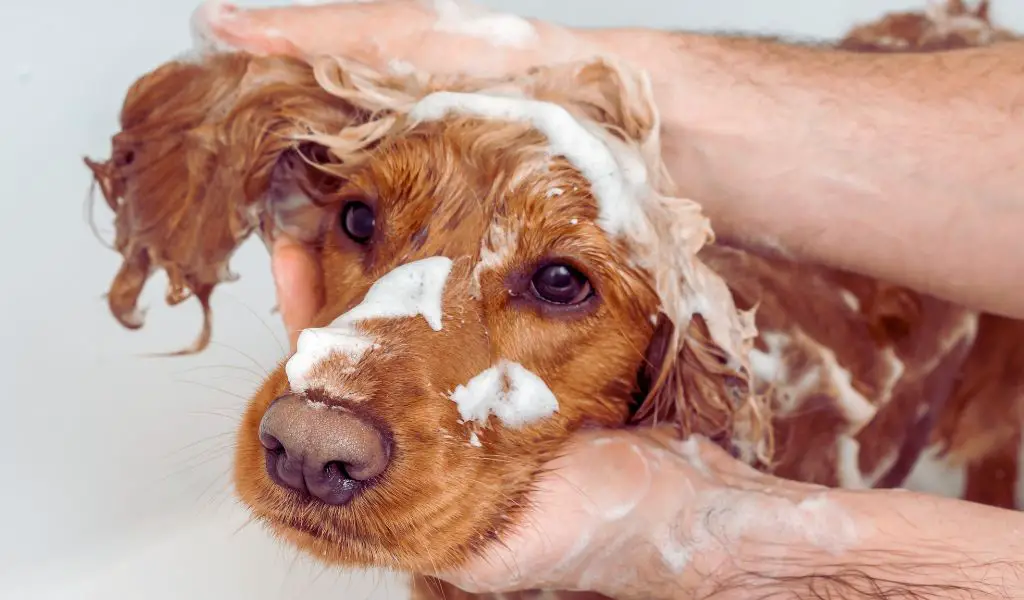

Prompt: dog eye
[
  {"left": 340, "top": 201, "right": 375, "bottom": 244},
  {"left": 530, "top": 264, "right": 593, "bottom": 305}
]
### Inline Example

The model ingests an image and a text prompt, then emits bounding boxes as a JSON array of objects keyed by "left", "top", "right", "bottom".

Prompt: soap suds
[
  {"left": 748, "top": 331, "right": 788, "bottom": 385},
  {"left": 469, "top": 431, "right": 482, "bottom": 447},
  {"left": 286, "top": 328, "right": 375, "bottom": 393},
  {"left": 817, "top": 345, "right": 877, "bottom": 428},
  {"left": 285, "top": 256, "right": 453, "bottom": 391},
  {"left": 839, "top": 289, "right": 861, "bottom": 312},
  {"left": 335, "top": 256, "right": 452, "bottom": 330},
  {"left": 877, "top": 348, "right": 906, "bottom": 405},
  {"left": 408, "top": 92, "right": 648, "bottom": 239},
  {"left": 835, "top": 435, "right": 869, "bottom": 489},
  {"left": 431, "top": 0, "right": 538, "bottom": 47},
  {"left": 449, "top": 360, "right": 559, "bottom": 428},
  {"left": 901, "top": 443, "right": 966, "bottom": 499}
]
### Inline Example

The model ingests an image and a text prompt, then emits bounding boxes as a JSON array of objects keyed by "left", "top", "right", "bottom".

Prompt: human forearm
[
  {"left": 598, "top": 480, "right": 1024, "bottom": 600},
  {"left": 580, "top": 29, "right": 1024, "bottom": 319},
  {"left": 713, "top": 487, "right": 1024, "bottom": 600}
]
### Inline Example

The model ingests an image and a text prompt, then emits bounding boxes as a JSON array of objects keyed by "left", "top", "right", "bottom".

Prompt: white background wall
[{"left": 2, "top": 1, "right": 1023, "bottom": 599}]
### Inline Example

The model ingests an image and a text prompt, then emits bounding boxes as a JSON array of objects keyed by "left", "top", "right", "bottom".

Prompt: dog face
[
  {"left": 231, "top": 68, "right": 767, "bottom": 571},
  {"left": 86, "top": 52, "right": 766, "bottom": 574},
  {"left": 233, "top": 114, "right": 670, "bottom": 572}
]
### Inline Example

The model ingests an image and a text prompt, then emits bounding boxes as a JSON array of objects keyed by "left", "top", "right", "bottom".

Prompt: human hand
[
  {"left": 270, "top": 235, "right": 322, "bottom": 351},
  {"left": 196, "top": 0, "right": 591, "bottom": 79},
  {"left": 430, "top": 426, "right": 789, "bottom": 597}
]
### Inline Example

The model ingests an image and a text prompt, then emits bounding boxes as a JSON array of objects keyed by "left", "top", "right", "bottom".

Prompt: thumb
[
  {"left": 196, "top": 1, "right": 308, "bottom": 57},
  {"left": 271, "top": 235, "right": 323, "bottom": 351}
]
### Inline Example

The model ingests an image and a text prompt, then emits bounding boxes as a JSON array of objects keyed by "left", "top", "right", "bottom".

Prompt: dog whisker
[
  {"left": 208, "top": 341, "right": 273, "bottom": 377},
  {"left": 173, "top": 378, "right": 251, "bottom": 403}
]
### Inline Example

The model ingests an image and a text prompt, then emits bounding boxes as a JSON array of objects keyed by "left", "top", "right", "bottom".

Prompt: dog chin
[
  {"left": 268, "top": 516, "right": 392, "bottom": 569},
  {"left": 262, "top": 504, "right": 485, "bottom": 574}
]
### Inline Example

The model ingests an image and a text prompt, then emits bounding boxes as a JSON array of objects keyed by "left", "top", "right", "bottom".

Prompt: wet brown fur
[
  {"left": 84, "top": 2, "right": 1023, "bottom": 599},
  {"left": 839, "top": 0, "right": 1016, "bottom": 52},
  {"left": 836, "top": 0, "right": 1024, "bottom": 509}
]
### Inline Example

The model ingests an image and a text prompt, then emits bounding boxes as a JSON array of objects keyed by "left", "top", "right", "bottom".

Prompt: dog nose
[{"left": 258, "top": 394, "right": 391, "bottom": 506}]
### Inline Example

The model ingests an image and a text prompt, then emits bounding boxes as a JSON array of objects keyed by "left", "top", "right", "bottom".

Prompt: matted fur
[
  {"left": 83, "top": 2, "right": 1024, "bottom": 599},
  {"left": 839, "top": 0, "right": 1016, "bottom": 52}
]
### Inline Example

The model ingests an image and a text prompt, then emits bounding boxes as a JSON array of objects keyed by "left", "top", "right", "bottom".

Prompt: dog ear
[
  {"left": 632, "top": 310, "right": 773, "bottom": 465},
  {"left": 84, "top": 52, "right": 359, "bottom": 354}
]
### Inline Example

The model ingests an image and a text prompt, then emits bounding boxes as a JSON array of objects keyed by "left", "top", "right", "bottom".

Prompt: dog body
[{"left": 84, "top": 2, "right": 1023, "bottom": 599}]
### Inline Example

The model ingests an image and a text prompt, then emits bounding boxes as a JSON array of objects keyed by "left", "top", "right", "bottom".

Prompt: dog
[
  {"left": 839, "top": 0, "right": 1016, "bottom": 52},
  {"left": 84, "top": 2, "right": 1023, "bottom": 598}
]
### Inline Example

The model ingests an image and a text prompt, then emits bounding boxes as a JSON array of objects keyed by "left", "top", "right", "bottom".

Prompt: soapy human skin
[
  {"left": 435, "top": 427, "right": 859, "bottom": 599},
  {"left": 197, "top": 0, "right": 586, "bottom": 78}
]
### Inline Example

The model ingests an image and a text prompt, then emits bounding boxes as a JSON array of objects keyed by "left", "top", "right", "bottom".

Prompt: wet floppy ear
[
  {"left": 82, "top": 52, "right": 357, "bottom": 355},
  {"left": 261, "top": 141, "right": 347, "bottom": 247},
  {"left": 632, "top": 312, "right": 769, "bottom": 461}
]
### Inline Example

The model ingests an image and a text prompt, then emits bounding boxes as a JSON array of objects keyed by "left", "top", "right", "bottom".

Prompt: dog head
[{"left": 86, "top": 53, "right": 769, "bottom": 573}]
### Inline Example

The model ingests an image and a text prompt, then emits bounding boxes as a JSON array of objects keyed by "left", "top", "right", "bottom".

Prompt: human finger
[
  {"left": 195, "top": 0, "right": 582, "bottom": 79},
  {"left": 198, "top": 0, "right": 428, "bottom": 61},
  {"left": 435, "top": 427, "right": 686, "bottom": 592},
  {"left": 271, "top": 234, "right": 323, "bottom": 350}
]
